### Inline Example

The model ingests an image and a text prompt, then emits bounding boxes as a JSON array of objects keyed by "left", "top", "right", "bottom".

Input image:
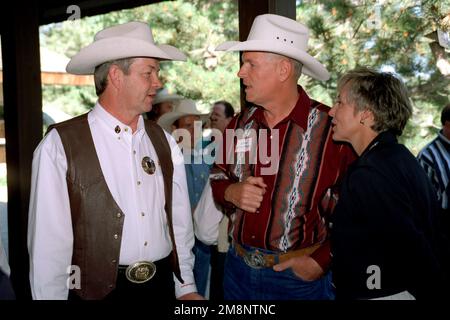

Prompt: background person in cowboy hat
[
  {"left": 192, "top": 100, "right": 235, "bottom": 300},
  {"left": 211, "top": 14, "right": 355, "bottom": 300},
  {"left": 27, "top": 21, "right": 203, "bottom": 300},
  {"left": 146, "top": 87, "right": 183, "bottom": 122},
  {"left": 158, "top": 99, "right": 216, "bottom": 297},
  {"left": 157, "top": 99, "right": 211, "bottom": 218}
]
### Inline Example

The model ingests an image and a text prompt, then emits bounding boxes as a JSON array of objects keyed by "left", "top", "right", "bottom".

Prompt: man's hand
[
  {"left": 178, "top": 292, "right": 205, "bottom": 300},
  {"left": 224, "top": 176, "right": 267, "bottom": 213},
  {"left": 273, "top": 255, "right": 324, "bottom": 281}
]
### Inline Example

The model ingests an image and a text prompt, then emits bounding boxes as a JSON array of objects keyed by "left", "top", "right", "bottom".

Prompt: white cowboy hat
[
  {"left": 157, "top": 99, "right": 209, "bottom": 132},
  {"left": 66, "top": 21, "right": 187, "bottom": 75},
  {"left": 153, "top": 87, "right": 183, "bottom": 105},
  {"left": 216, "top": 14, "right": 329, "bottom": 81}
]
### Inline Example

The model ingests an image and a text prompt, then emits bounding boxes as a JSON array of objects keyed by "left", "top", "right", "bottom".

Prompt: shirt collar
[
  {"left": 360, "top": 130, "right": 397, "bottom": 158},
  {"left": 244, "top": 85, "right": 311, "bottom": 130},
  {"left": 91, "top": 102, "right": 145, "bottom": 135},
  {"left": 438, "top": 130, "right": 450, "bottom": 145}
]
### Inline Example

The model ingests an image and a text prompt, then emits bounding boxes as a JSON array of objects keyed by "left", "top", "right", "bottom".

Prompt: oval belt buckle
[
  {"left": 125, "top": 261, "right": 157, "bottom": 284},
  {"left": 243, "top": 251, "right": 265, "bottom": 269}
]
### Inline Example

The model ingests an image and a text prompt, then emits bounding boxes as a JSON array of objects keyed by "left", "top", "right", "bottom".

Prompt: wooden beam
[
  {"left": 40, "top": 72, "right": 93, "bottom": 86},
  {"left": 39, "top": 0, "right": 167, "bottom": 25},
  {"left": 238, "top": 0, "right": 269, "bottom": 43},
  {"left": 269, "top": 0, "right": 296, "bottom": 20},
  {"left": 238, "top": 0, "right": 296, "bottom": 42},
  {"left": 1, "top": 71, "right": 94, "bottom": 86},
  {"left": 1, "top": 1, "right": 43, "bottom": 299}
]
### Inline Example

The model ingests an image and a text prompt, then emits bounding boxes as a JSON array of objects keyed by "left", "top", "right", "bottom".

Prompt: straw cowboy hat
[
  {"left": 153, "top": 87, "right": 183, "bottom": 105},
  {"left": 157, "top": 99, "right": 209, "bottom": 132},
  {"left": 216, "top": 14, "right": 329, "bottom": 81},
  {"left": 66, "top": 21, "right": 186, "bottom": 75}
]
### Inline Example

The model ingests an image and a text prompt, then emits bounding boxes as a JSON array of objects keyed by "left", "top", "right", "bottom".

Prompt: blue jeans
[
  {"left": 193, "top": 238, "right": 211, "bottom": 296},
  {"left": 223, "top": 244, "right": 335, "bottom": 300}
]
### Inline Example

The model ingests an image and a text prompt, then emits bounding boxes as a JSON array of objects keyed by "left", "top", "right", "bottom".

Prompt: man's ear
[
  {"left": 442, "top": 121, "right": 450, "bottom": 139},
  {"left": 278, "top": 58, "right": 292, "bottom": 82},
  {"left": 108, "top": 64, "right": 124, "bottom": 90}
]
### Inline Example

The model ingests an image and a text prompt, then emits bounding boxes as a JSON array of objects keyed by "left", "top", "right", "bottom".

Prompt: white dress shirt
[{"left": 28, "top": 103, "right": 196, "bottom": 299}]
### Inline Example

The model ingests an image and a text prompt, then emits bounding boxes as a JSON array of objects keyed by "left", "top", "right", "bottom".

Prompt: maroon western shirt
[{"left": 211, "top": 86, "right": 355, "bottom": 270}]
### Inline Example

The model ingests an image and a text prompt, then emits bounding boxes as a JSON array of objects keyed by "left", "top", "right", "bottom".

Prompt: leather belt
[{"left": 234, "top": 242, "right": 321, "bottom": 269}]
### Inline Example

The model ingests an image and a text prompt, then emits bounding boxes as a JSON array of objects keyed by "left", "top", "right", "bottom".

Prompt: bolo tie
[
  {"left": 115, "top": 125, "right": 156, "bottom": 175},
  {"left": 141, "top": 156, "right": 156, "bottom": 175}
]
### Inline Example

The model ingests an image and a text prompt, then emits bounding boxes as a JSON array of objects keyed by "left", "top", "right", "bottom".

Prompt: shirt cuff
[
  {"left": 174, "top": 276, "right": 197, "bottom": 298},
  {"left": 210, "top": 179, "right": 236, "bottom": 215}
]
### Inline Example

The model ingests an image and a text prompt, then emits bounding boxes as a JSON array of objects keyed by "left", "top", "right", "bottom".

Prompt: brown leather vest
[{"left": 48, "top": 113, "right": 183, "bottom": 299}]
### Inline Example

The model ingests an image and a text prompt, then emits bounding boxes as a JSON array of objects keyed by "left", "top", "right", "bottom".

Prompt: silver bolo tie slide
[{"left": 142, "top": 156, "right": 156, "bottom": 175}]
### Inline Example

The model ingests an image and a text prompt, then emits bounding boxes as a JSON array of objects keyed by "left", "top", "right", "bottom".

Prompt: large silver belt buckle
[
  {"left": 125, "top": 261, "right": 156, "bottom": 284},
  {"left": 243, "top": 251, "right": 266, "bottom": 269}
]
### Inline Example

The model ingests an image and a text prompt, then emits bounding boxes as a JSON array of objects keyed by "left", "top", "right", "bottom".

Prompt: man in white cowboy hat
[
  {"left": 157, "top": 99, "right": 210, "bottom": 209},
  {"left": 158, "top": 99, "right": 216, "bottom": 297},
  {"left": 157, "top": 98, "right": 209, "bottom": 135},
  {"left": 191, "top": 100, "right": 235, "bottom": 300},
  {"left": 146, "top": 87, "right": 183, "bottom": 121},
  {"left": 27, "top": 21, "right": 203, "bottom": 300},
  {"left": 211, "top": 14, "right": 355, "bottom": 299}
]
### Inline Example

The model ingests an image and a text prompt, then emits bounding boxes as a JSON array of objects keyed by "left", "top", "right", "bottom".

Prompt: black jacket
[{"left": 331, "top": 131, "right": 447, "bottom": 299}]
